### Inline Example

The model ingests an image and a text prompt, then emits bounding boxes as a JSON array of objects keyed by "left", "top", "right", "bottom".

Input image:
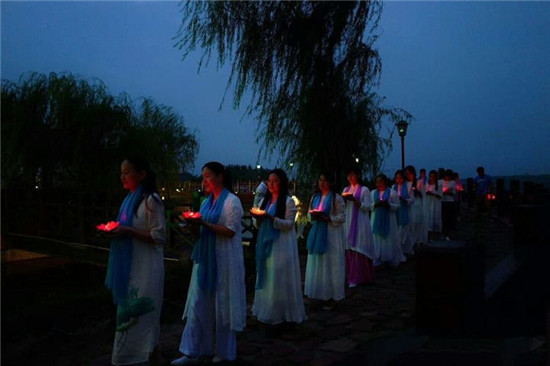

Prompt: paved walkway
[{"left": 87, "top": 205, "right": 548, "bottom": 366}]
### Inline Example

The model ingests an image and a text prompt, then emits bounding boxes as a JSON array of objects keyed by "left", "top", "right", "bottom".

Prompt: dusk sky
[{"left": 2, "top": 1, "right": 549, "bottom": 179}]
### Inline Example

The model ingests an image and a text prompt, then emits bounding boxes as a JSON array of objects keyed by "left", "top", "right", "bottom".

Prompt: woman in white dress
[
  {"left": 424, "top": 170, "right": 443, "bottom": 240},
  {"left": 393, "top": 170, "right": 415, "bottom": 255},
  {"left": 251, "top": 169, "right": 306, "bottom": 325},
  {"left": 305, "top": 172, "right": 346, "bottom": 303},
  {"left": 405, "top": 165, "right": 427, "bottom": 247},
  {"left": 172, "top": 162, "right": 246, "bottom": 365},
  {"left": 104, "top": 156, "right": 166, "bottom": 366},
  {"left": 342, "top": 166, "right": 375, "bottom": 287},
  {"left": 370, "top": 174, "right": 404, "bottom": 267},
  {"left": 441, "top": 169, "right": 457, "bottom": 240}
]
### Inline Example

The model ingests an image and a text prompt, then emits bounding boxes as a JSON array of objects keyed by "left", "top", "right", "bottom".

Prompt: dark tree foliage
[
  {"left": 175, "top": 0, "right": 412, "bottom": 183},
  {"left": 119, "top": 97, "right": 199, "bottom": 190},
  {"left": 225, "top": 164, "right": 271, "bottom": 182},
  {"left": 1, "top": 72, "right": 198, "bottom": 192}
]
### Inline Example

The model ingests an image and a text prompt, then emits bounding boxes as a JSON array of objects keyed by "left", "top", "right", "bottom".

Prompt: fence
[{"left": 1, "top": 187, "right": 259, "bottom": 253}]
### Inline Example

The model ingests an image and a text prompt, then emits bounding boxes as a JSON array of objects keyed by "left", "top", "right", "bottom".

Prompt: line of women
[{"left": 102, "top": 157, "right": 452, "bottom": 366}]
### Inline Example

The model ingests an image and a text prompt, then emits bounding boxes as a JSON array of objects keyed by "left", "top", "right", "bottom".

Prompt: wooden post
[
  {"left": 513, "top": 204, "right": 540, "bottom": 248},
  {"left": 416, "top": 240, "right": 484, "bottom": 334},
  {"left": 496, "top": 178, "right": 506, "bottom": 217}
]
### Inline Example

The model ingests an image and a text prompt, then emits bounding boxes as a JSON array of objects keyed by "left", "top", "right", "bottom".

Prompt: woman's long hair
[
  {"left": 429, "top": 170, "right": 439, "bottom": 190},
  {"left": 260, "top": 168, "right": 289, "bottom": 219},
  {"left": 394, "top": 169, "right": 405, "bottom": 186},
  {"left": 374, "top": 173, "right": 389, "bottom": 189},
  {"left": 123, "top": 155, "right": 160, "bottom": 216},
  {"left": 405, "top": 165, "right": 417, "bottom": 188},
  {"left": 345, "top": 165, "right": 363, "bottom": 186},
  {"left": 310, "top": 171, "right": 337, "bottom": 212},
  {"left": 203, "top": 161, "right": 233, "bottom": 192}
]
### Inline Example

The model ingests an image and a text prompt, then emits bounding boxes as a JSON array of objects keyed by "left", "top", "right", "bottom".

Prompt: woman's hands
[
  {"left": 374, "top": 200, "right": 390, "bottom": 209},
  {"left": 342, "top": 193, "right": 361, "bottom": 208},
  {"left": 250, "top": 208, "right": 274, "bottom": 223},
  {"left": 99, "top": 225, "right": 155, "bottom": 244},
  {"left": 309, "top": 210, "right": 331, "bottom": 222}
]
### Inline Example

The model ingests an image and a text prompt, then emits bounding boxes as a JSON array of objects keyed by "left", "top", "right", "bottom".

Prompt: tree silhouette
[
  {"left": 175, "top": 1, "right": 412, "bottom": 183},
  {"left": 1, "top": 72, "right": 198, "bottom": 193}
]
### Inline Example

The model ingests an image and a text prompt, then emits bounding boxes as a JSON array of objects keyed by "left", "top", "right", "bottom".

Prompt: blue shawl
[
  {"left": 344, "top": 186, "right": 362, "bottom": 248},
  {"left": 191, "top": 188, "right": 230, "bottom": 292},
  {"left": 105, "top": 185, "right": 144, "bottom": 305},
  {"left": 307, "top": 191, "right": 333, "bottom": 254},
  {"left": 255, "top": 201, "right": 280, "bottom": 290},
  {"left": 373, "top": 188, "right": 391, "bottom": 237},
  {"left": 393, "top": 183, "right": 410, "bottom": 226}
]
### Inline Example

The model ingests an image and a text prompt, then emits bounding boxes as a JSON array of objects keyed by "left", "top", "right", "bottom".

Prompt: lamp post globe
[{"left": 396, "top": 120, "right": 409, "bottom": 170}]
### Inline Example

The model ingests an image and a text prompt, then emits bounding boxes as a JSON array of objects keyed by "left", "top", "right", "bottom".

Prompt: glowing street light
[{"left": 395, "top": 120, "right": 409, "bottom": 170}]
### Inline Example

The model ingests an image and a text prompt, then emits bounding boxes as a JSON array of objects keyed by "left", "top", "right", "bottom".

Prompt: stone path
[
  {"left": 154, "top": 258, "right": 418, "bottom": 366},
  {"left": 85, "top": 204, "right": 548, "bottom": 366}
]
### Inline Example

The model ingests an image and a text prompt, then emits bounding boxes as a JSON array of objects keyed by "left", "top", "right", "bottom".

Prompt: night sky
[{"left": 2, "top": 1, "right": 549, "bottom": 178}]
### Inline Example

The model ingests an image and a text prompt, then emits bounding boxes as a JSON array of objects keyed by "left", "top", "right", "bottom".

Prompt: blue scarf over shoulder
[
  {"left": 255, "top": 201, "right": 280, "bottom": 290},
  {"left": 105, "top": 185, "right": 144, "bottom": 305},
  {"left": 373, "top": 188, "right": 391, "bottom": 237},
  {"left": 191, "top": 188, "right": 230, "bottom": 292},
  {"left": 393, "top": 183, "right": 410, "bottom": 226},
  {"left": 306, "top": 192, "right": 333, "bottom": 254}
]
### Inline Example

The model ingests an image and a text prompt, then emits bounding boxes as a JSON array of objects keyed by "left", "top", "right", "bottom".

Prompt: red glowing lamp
[
  {"left": 96, "top": 221, "right": 120, "bottom": 232},
  {"left": 487, "top": 194, "right": 496, "bottom": 201},
  {"left": 183, "top": 211, "right": 202, "bottom": 219}
]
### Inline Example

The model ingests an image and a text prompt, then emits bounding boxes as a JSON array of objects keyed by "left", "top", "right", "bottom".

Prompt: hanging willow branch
[{"left": 175, "top": 0, "right": 412, "bottom": 182}]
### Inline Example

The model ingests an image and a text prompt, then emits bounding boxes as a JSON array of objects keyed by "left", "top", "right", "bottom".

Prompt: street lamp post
[{"left": 396, "top": 120, "right": 409, "bottom": 170}]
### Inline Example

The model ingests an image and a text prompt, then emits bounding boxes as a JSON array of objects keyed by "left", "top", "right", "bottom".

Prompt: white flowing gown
[
  {"left": 304, "top": 193, "right": 346, "bottom": 301},
  {"left": 252, "top": 196, "right": 307, "bottom": 324},
  {"left": 112, "top": 194, "right": 166, "bottom": 366}
]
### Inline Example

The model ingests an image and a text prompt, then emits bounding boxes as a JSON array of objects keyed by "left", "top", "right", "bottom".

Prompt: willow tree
[
  {"left": 175, "top": 0, "right": 412, "bottom": 182},
  {"left": 1, "top": 72, "right": 198, "bottom": 192},
  {"left": 119, "top": 97, "right": 199, "bottom": 192},
  {"left": 1, "top": 72, "right": 128, "bottom": 190}
]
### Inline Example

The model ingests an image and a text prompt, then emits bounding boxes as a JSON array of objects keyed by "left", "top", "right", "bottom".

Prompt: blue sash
[
  {"left": 191, "top": 188, "right": 230, "bottom": 291},
  {"left": 306, "top": 192, "right": 333, "bottom": 254},
  {"left": 255, "top": 201, "right": 280, "bottom": 290},
  {"left": 393, "top": 184, "right": 410, "bottom": 226},
  {"left": 373, "top": 189, "right": 391, "bottom": 237},
  {"left": 105, "top": 185, "right": 144, "bottom": 305}
]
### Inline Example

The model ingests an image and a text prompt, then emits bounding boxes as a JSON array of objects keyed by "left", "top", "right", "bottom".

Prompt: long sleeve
[
  {"left": 434, "top": 185, "right": 443, "bottom": 198},
  {"left": 416, "top": 180, "right": 425, "bottom": 194},
  {"left": 273, "top": 197, "right": 297, "bottom": 231},
  {"left": 146, "top": 194, "right": 167, "bottom": 246},
  {"left": 219, "top": 195, "right": 244, "bottom": 234},
  {"left": 389, "top": 190, "right": 400, "bottom": 211},
  {"left": 406, "top": 182, "right": 415, "bottom": 205},
  {"left": 330, "top": 194, "right": 346, "bottom": 225},
  {"left": 369, "top": 190, "right": 378, "bottom": 211},
  {"left": 360, "top": 187, "right": 372, "bottom": 212}
]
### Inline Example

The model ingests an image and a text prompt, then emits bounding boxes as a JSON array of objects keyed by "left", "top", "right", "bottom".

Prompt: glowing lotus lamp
[
  {"left": 96, "top": 221, "right": 120, "bottom": 232},
  {"left": 250, "top": 207, "right": 267, "bottom": 216},
  {"left": 183, "top": 211, "right": 202, "bottom": 219}
]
